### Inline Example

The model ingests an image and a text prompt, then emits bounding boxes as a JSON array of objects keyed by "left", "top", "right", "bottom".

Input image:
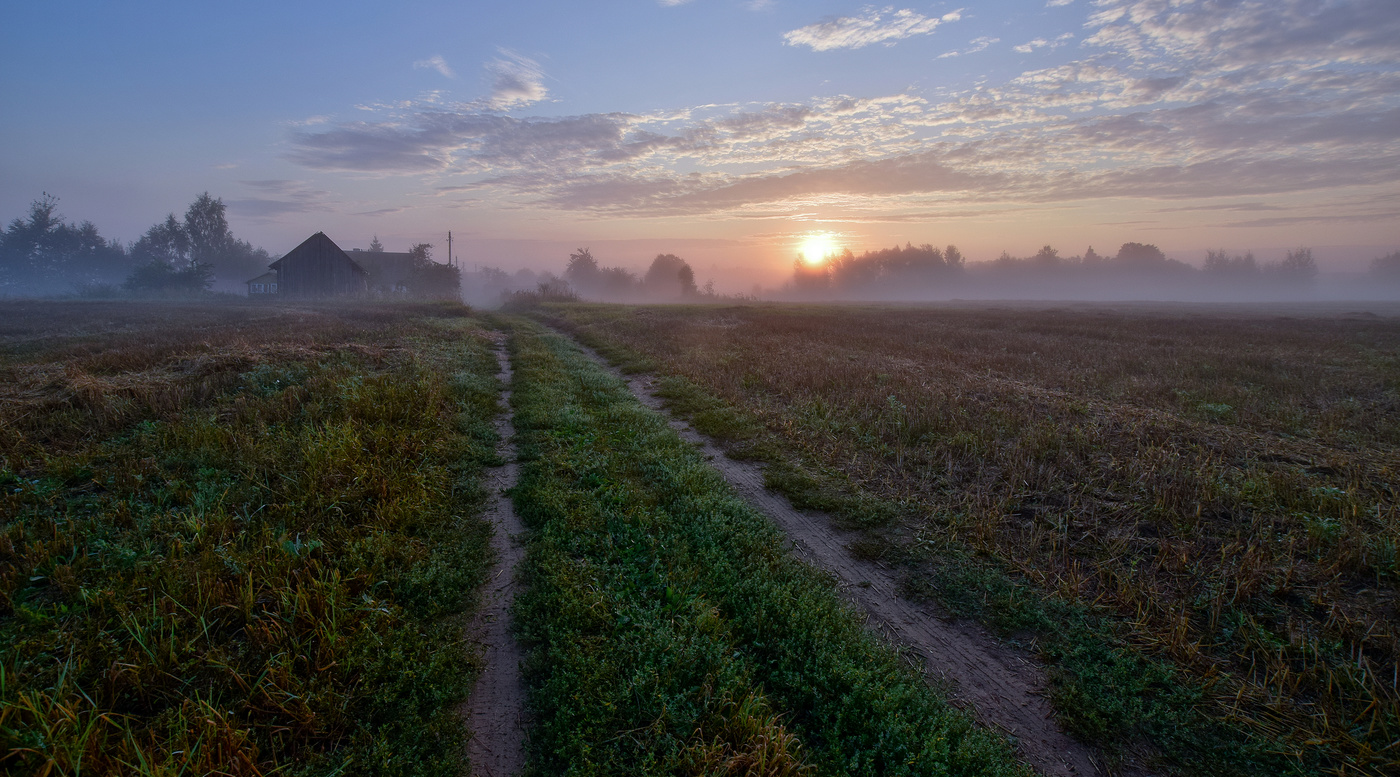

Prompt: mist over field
[{"left": 6, "top": 193, "right": 1399, "bottom": 306}]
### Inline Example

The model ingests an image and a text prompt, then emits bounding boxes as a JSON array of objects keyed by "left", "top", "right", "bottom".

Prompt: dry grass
[{"left": 548, "top": 302, "right": 1400, "bottom": 774}]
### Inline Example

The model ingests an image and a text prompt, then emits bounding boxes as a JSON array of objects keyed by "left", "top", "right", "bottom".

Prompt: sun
[{"left": 798, "top": 233, "right": 837, "bottom": 265}]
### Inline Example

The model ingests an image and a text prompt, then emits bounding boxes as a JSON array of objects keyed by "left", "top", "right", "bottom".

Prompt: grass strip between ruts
[{"left": 505, "top": 317, "right": 1028, "bottom": 777}]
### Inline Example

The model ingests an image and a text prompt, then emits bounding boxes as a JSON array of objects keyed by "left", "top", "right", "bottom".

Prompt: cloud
[
  {"left": 287, "top": 95, "right": 936, "bottom": 177},
  {"left": 1085, "top": 0, "right": 1400, "bottom": 68},
  {"left": 784, "top": 7, "right": 962, "bottom": 51},
  {"left": 1046, "top": 0, "right": 1074, "bottom": 6},
  {"left": 1013, "top": 33, "right": 1074, "bottom": 54},
  {"left": 1219, "top": 209, "right": 1400, "bottom": 228},
  {"left": 227, "top": 180, "right": 334, "bottom": 220},
  {"left": 1151, "top": 202, "right": 1287, "bottom": 213},
  {"left": 413, "top": 55, "right": 455, "bottom": 79},
  {"left": 289, "top": 0, "right": 1400, "bottom": 222},
  {"left": 939, "top": 36, "right": 998, "bottom": 58},
  {"left": 485, "top": 50, "right": 547, "bottom": 110}
]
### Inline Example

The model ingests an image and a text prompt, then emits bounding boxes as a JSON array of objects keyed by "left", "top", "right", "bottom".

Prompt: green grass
[
  {"left": 504, "top": 317, "right": 1028, "bottom": 777},
  {"left": 537, "top": 303, "right": 1387, "bottom": 776},
  {"left": 1, "top": 303, "right": 500, "bottom": 775}
]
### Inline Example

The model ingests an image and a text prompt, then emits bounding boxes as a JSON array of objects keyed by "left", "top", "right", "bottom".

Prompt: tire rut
[
  {"left": 565, "top": 334, "right": 1110, "bottom": 777},
  {"left": 463, "top": 337, "right": 528, "bottom": 777}
]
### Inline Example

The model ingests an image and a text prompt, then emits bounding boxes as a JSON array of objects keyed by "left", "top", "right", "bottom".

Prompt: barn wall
[{"left": 272, "top": 233, "right": 367, "bottom": 298}]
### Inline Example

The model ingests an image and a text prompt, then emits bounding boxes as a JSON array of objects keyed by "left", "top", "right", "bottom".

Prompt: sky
[{"left": 3, "top": 0, "right": 1398, "bottom": 289}]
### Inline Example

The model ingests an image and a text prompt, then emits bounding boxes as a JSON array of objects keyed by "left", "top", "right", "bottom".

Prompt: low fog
[
  {"left": 3, "top": 193, "right": 1399, "bottom": 306},
  {"left": 771, "top": 242, "right": 1400, "bottom": 304}
]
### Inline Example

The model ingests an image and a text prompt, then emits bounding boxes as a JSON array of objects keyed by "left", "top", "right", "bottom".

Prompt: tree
[
  {"left": 1276, "top": 247, "right": 1317, "bottom": 283},
  {"left": 0, "top": 194, "right": 62, "bottom": 281},
  {"left": 131, "top": 214, "right": 191, "bottom": 265},
  {"left": 643, "top": 253, "right": 696, "bottom": 299},
  {"left": 124, "top": 193, "right": 269, "bottom": 291},
  {"left": 562, "top": 247, "right": 596, "bottom": 287},
  {"left": 1203, "top": 250, "right": 1259, "bottom": 279},
  {"left": 404, "top": 242, "right": 461, "bottom": 299},
  {"left": 122, "top": 259, "right": 212, "bottom": 295},
  {"left": 184, "top": 192, "right": 233, "bottom": 268},
  {"left": 1115, "top": 242, "right": 1168, "bottom": 265},
  {"left": 1370, "top": 250, "right": 1400, "bottom": 281},
  {"left": 369, "top": 235, "right": 384, "bottom": 252},
  {"left": 944, "top": 245, "right": 964, "bottom": 270},
  {"left": 1, "top": 194, "right": 131, "bottom": 293},
  {"left": 677, "top": 263, "right": 696, "bottom": 297},
  {"left": 598, "top": 266, "right": 639, "bottom": 298},
  {"left": 565, "top": 248, "right": 600, "bottom": 292},
  {"left": 792, "top": 256, "right": 829, "bottom": 295},
  {"left": 409, "top": 242, "right": 433, "bottom": 267}
]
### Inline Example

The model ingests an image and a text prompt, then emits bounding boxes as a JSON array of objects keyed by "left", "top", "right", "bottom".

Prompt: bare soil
[
  {"left": 568, "top": 335, "right": 1110, "bottom": 777},
  {"left": 463, "top": 337, "right": 528, "bottom": 776}
]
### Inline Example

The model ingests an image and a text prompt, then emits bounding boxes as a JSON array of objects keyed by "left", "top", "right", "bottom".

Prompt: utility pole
[{"left": 447, "top": 231, "right": 453, "bottom": 267}]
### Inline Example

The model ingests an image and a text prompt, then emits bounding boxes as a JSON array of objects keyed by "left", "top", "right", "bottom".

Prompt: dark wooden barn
[{"left": 268, "top": 232, "right": 368, "bottom": 298}]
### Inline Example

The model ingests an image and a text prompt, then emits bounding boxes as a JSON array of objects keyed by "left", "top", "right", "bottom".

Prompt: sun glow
[{"left": 798, "top": 233, "right": 838, "bottom": 265}]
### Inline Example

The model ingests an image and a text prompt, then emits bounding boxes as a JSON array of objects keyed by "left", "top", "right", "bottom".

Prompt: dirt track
[
  {"left": 567, "top": 335, "right": 1108, "bottom": 777},
  {"left": 463, "top": 338, "right": 528, "bottom": 777}
]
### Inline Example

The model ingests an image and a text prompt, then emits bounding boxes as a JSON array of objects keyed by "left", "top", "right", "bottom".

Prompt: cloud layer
[{"left": 289, "top": 0, "right": 1400, "bottom": 226}]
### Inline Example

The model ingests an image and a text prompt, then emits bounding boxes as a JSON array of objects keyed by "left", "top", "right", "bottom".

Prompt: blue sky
[{"left": 3, "top": 0, "right": 1397, "bottom": 286}]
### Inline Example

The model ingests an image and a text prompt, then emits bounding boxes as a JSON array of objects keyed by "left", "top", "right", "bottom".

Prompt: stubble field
[{"left": 545, "top": 301, "right": 1400, "bottom": 776}]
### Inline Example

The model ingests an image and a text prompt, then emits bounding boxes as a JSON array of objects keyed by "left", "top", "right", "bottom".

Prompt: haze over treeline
[
  {"left": 4, "top": 193, "right": 1400, "bottom": 304},
  {"left": 0, "top": 194, "right": 455, "bottom": 299},
  {"left": 469, "top": 241, "right": 1400, "bottom": 305},
  {"left": 0, "top": 194, "right": 269, "bottom": 297},
  {"left": 780, "top": 242, "right": 1400, "bottom": 302}
]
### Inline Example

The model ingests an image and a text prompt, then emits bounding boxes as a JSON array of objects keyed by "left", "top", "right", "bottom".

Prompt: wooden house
[
  {"left": 246, "top": 270, "right": 278, "bottom": 296},
  {"left": 268, "top": 232, "right": 368, "bottom": 298},
  {"left": 349, "top": 248, "right": 415, "bottom": 295}
]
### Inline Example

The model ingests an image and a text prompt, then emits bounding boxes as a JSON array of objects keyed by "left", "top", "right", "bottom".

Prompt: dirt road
[
  {"left": 567, "top": 334, "right": 1107, "bottom": 777},
  {"left": 463, "top": 338, "right": 528, "bottom": 777}
]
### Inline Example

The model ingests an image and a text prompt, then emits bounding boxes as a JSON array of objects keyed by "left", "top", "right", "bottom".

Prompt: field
[
  {"left": 3, "top": 300, "right": 1038, "bottom": 776},
  {"left": 502, "top": 318, "right": 1022, "bottom": 775},
  {"left": 545, "top": 302, "right": 1400, "bottom": 776},
  {"left": 1, "top": 301, "right": 502, "bottom": 774},
  {"left": 6, "top": 299, "right": 1397, "bottom": 776}
]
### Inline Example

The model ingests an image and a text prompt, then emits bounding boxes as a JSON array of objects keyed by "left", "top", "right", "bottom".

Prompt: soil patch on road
[{"left": 463, "top": 336, "right": 528, "bottom": 777}]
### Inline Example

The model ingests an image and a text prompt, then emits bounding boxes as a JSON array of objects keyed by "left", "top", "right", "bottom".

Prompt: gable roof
[{"left": 269, "top": 232, "right": 367, "bottom": 276}]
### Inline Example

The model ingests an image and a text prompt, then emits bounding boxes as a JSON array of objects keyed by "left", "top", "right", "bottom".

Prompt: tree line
[
  {"left": 474, "top": 248, "right": 731, "bottom": 308},
  {"left": 2, "top": 194, "right": 464, "bottom": 299},
  {"left": 781, "top": 241, "right": 1400, "bottom": 300},
  {"left": 564, "top": 248, "right": 701, "bottom": 300},
  {"left": 0, "top": 193, "right": 269, "bottom": 297}
]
